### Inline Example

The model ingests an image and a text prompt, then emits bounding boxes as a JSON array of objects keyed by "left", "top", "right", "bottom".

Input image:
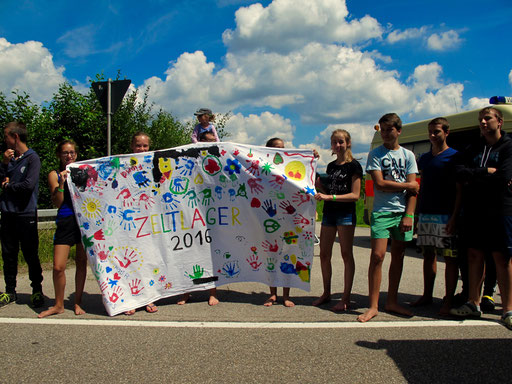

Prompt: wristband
[
  {"left": 403, "top": 214, "right": 414, "bottom": 219},
  {"left": 332, "top": 194, "right": 336, "bottom": 201},
  {"left": 57, "top": 188, "right": 65, "bottom": 193}
]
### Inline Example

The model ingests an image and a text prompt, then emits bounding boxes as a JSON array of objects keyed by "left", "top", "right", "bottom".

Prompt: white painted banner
[{"left": 68, "top": 142, "right": 317, "bottom": 316}]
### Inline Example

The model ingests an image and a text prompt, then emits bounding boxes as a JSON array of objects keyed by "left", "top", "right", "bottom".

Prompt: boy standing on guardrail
[
  {"left": 358, "top": 113, "right": 419, "bottom": 323},
  {"left": 0, "top": 122, "right": 44, "bottom": 308}
]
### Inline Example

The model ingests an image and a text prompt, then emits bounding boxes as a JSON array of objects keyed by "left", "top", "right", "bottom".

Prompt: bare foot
[
  {"left": 145, "top": 303, "right": 158, "bottom": 313},
  {"left": 385, "top": 303, "right": 413, "bottom": 317},
  {"left": 264, "top": 294, "right": 277, "bottom": 306},
  {"left": 208, "top": 296, "right": 219, "bottom": 306},
  {"left": 331, "top": 301, "right": 349, "bottom": 312},
  {"left": 177, "top": 293, "right": 190, "bottom": 305},
  {"left": 410, "top": 296, "right": 433, "bottom": 307},
  {"left": 312, "top": 294, "right": 331, "bottom": 306},
  {"left": 283, "top": 299, "right": 295, "bottom": 307},
  {"left": 125, "top": 309, "right": 136, "bottom": 316},
  {"left": 38, "top": 306, "right": 64, "bottom": 318},
  {"left": 74, "top": 304, "right": 86, "bottom": 316},
  {"left": 357, "top": 308, "right": 379, "bottom": 323}
]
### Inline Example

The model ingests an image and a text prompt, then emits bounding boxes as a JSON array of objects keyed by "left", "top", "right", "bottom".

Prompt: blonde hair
[{"left": 331, "top": 129, "right": 353, "bottom": 162}]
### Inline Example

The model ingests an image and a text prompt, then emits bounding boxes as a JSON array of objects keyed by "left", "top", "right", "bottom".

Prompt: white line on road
[{"left": 0, "top": 317, "right": 502, "bottom": 328}]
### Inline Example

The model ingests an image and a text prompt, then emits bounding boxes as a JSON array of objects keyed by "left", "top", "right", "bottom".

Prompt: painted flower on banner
[
  {"left": 203, "top": 156, "right": 222, "bottom": 176},
  {"left": 224, "top": 159, "right": 241, "bottom": 175}
]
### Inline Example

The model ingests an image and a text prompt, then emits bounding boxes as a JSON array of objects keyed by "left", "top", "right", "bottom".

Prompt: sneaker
[
  {"left": 449, "top": 302, "right": 482, "bottom": 318},
  {"left": 0, "top": 292, "right": 17, "bottom": 307},
  {"left": 480, "top": 295, "right": 495, "bottom": 313},
  {"left": 501, "top": 311, "right": 512, "bottom": 330},
  {"left": 30, "top": 292, "right": 44, "bottom": 308}
]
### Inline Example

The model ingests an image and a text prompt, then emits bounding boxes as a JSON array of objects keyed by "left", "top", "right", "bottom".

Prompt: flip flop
[{"left": 145, "top": 303, "right": 158, "bottom": 313}]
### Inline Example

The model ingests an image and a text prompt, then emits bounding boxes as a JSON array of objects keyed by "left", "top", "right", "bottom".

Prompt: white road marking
[{"left": 0, "top": 317, "right": 502, "bottom": 328}]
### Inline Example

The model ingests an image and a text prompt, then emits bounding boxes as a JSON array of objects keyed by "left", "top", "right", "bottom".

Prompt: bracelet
[
  {"left": 332, "top": 194, "right": 336, "bottom": 201},
  {"left": 403, "top": 214, "right": 414, "bottom": 219},
  {"left": 57, "top": 188, "right": 65, "bottom": 193}
]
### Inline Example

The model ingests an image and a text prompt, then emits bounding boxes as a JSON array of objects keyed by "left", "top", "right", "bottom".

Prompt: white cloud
[
  {"left": 0, "top": 38, "right": 65, "bottom": 103},
  {"left": 427, "top": 30, "right": 462, "bottom": 51},
  {"left": 466, "top": 97, "right": 490, "bottom": 110},
  {"left": 509, "top": 69, "right": 512, "bottom": 87},
  {"left": 387, "top": 27, "right": 428, "bottom": 44},
  {"left": 223, "top": 111, "right": 295, "bottom": 146},
  {"left": 222, "top": 0, "right": 382, "bottom": 53}
]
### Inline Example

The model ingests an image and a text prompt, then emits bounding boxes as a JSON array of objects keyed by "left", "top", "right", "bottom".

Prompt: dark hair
[
  {"left": 266, "top": 137, "right": 284, "bottom": 148},
  {"left": 131, "top": 131, "right": 152, "bottom": 147},
  {"left": 56, "top": 139, "right": 78, "bottom": 171},
  {"left": 378, "top": 113, "right": 402, "bottom": 131},
  {"left": 4, "top": 121, "right": 28, "bottom": 143},
  {"left": 479, "top": 107, "right": 504, "bottom": 129},
  {"left": 199, "top": 131, "right": 216, "bottom": 142},
  {"left": 428, "top": 117, "right": 450, "bottom": 133}
]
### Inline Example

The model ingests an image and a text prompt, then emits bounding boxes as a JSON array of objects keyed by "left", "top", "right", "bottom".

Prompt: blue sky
[{"left": 1, "top": 0, "right": 511, "bottom": 168}]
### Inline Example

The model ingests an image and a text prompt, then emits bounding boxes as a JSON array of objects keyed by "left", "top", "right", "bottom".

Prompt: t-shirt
[
  {"left": 417, "top": 147, "right": 459, "bottom": 215},
  {"left": 366, "top": 145, "right": 418, "bottom": 212},
  {"left": 321, "top": 159, "right": 363, "bottom": 215}
]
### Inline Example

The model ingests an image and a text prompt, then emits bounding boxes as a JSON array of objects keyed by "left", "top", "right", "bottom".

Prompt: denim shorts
[{"left": 321, "top": 210, "right": 356, "bottom": 227}]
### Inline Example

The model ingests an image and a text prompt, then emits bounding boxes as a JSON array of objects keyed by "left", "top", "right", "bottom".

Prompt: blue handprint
[
  {"left": 221, "top": 261, "right": 240, "bottom": 278},
  {"left": 177, "top": 158, "right": 195, "bottom": 176},
  {"left": 133, "top": 171, "right": 150, "bottom": 188},
  {"left": 162, "top": 192, "right": 180, "bottom": 209},
  {"left": 228, "top": 188, "right": 236, "bottom": 201},
  {"left": 262, "top": 199, "right": 277, "bottom": 217},
  {"left": 214, "top": 186, "right": 223, "bottom": 200},
  {"left": 170, "top": 177, "right": 189, "bottom": 194},
  {"left": 119, "top": 208, "right": 137, "bottom": 231}
]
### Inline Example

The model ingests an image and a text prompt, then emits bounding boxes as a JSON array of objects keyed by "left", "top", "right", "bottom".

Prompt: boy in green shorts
[{"left": 358, "top": 113, "right": 419, "bottom": 322}]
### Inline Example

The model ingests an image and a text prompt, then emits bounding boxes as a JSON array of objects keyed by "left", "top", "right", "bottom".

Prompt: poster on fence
[{"left": 68, "top": 142, "right": 317, "bottom": 316}]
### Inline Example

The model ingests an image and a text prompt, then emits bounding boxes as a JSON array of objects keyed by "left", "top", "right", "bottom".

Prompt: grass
[{"left": 0, "top": 229, "right": 76, "bottom": 271}]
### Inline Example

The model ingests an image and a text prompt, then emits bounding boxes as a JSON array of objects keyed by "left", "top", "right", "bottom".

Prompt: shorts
[
  {"left": 460, "top": 214, "right": 506, "bottom": 253},
  {"left": 416, "top": 214, "right": 457, "bottom": 258},
  {"left": 322, "top": 210, "right": 356, "bottom": 227},
  {"left": 504, "top": 215, "right": 512, "bottom": 259},
  {"left": 371, "top": 211, "right": 413, "bottom": 242},
  {"left": 54, "top": 215, "right": 81, "bottom": 246}
]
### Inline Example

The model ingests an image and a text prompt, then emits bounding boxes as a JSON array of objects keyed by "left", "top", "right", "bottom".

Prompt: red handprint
[
  {"left": 293, "top": 214, "right": 311, "bottom": 228},
  {"left": 292, "top": 191, "right": 311, "bottom": 206},
  {"left": 129, "top": 279, "right": 144, "bottom": 295},
  {"left": 261, "top": 240, "right": 279, "bottom": 253},
  {"left": 246, "top": 254, "right": 262, "bottom": 270},
  {"left": 108, "top": 286, "right": 123, "bottom": 303},
  {"left": 269, "top": 174, "right": 286, "bottom": 189},
  {"left": 116, "top": 188, "right": 135, "bottom": 207},
  {"left": 246, "top": 160, "right": 260, "bottom": 176},
  {"left": 279, "top": 200, "right": 296, "bottom": 214},
  {"left": 115, "top": 249, "right": 139, "bottom": 269},
  {"left": 247, "top": 177, "right": 264, "bottom": 194}
]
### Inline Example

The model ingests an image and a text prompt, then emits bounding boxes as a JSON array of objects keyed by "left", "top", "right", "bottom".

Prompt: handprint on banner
[
  {"left": 133, "top": 171, "right": 150, "bottom": 188},
  {"left": 114, "top": 248, "right": 139, "bottom": 269},
  {"left": 247, "top": 178, "right": 264, "bottom": 194},
  {"left": 185, "top": 190, "right": 198, "bottom": 208},
  {"left": 170, "top": 177, "right": 189, "bottom": 195},
  {"left": 104, "top": 219, "right": 118, "bottom": 237},
  {"left": 100, "top": 281, "right": 108, "bottom": 292},
  {"left": 220, "top": 261, "right": 240, "bottom": 278},
  {"left": 265, "top": 257, "right": 277, "bottom": 272},
  {"left": 138, "top": 193, "right": 155, "bottom": 210},
  {"left": 246, "top": 254, "right": 262, "bottom": 271},
  {"left": 269, "top": 190, "right": 286, "bottom": 200},
  {"left": 228, "top": 188, "right": 236, "bottom": 201},
  {"left": 94, "top": 262, "right": 105, "bottom": 280},
  {"left": 116, "top": 188, "right": 136, "bottom": 208},
  {"left": 269, "top": 174, "right": 287, "bottom": 190},
  {"left": 219, "top": 175, "right": 228, "bottom": 188},
  {"left": 246, "top": 159, "right": 260, "bottom": 176},
  {"left": 186, "top": 264, "right": 204, "bottom": 280},
  {"left": 262, "top": 199, "right": 277, "bottom": 217},
  {"left": 214, "top": 186, "right": 223, "bottom": 200},
  {"left": 95, "top": 243, "right": 112, "bottom": 262},
  {"left": 128, "top": 279, "right": 144, "bottom": 295},
  {"left": 107, "top": 286, "right": 123, "bottom": 303},
  {"left": 176, "top": 158, "right": 195, "bottom": 176},
  {"left": 279, "top": 200, "right": 296, "bottom": 214},
  {"left": 162, "top": 192, "right": 179, "bottom": 210},
  {"left": 292, "top": 190, "right": 311, "bottom": 206},
  {"left": 119, "top": 208, "right": 137, "bottom": 231},
  {"left": 200, "top": 188, "right": 214, "bottom": 206},
  {"left": 261, "top": 240, "right": 279, "bottom": 253},
  {"left": 293, "top": 214, "right": 311, "bottom": 228}
]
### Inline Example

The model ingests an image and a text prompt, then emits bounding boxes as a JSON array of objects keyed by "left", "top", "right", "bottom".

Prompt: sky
[{"left": 1, "top": 0, "right": 511, "bottom": 169}]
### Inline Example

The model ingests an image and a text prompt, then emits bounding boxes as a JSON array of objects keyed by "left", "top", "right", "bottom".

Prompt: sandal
[
  {"left": 145, "top": 303, "right": 158, "bottom": 313},
  {"left": 501, "top": 311, "right": 512, "bottom": 330},
  {"left": 449, "top": 302, "right": 481, "bottom": 318}
]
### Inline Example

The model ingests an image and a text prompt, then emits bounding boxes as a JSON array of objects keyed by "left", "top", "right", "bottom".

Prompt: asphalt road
[{"left": 1, "top": 227, "right": 511, "bottom": 383}]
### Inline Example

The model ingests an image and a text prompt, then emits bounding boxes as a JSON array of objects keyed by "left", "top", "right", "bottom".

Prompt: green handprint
[
  {"left": 94, "top": 263, "right": 105, "bottom": 280},
  {"left": 266, "top": 257, "right": 276, "bottom": 272},
  {"left": 187, "top": 264, "right": 204, "bottom": 279}
]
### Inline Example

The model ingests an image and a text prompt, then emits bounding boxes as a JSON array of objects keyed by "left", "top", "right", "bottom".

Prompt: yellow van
[{"left": 363, "top": 97, "right": 512, "bottom": 225}]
